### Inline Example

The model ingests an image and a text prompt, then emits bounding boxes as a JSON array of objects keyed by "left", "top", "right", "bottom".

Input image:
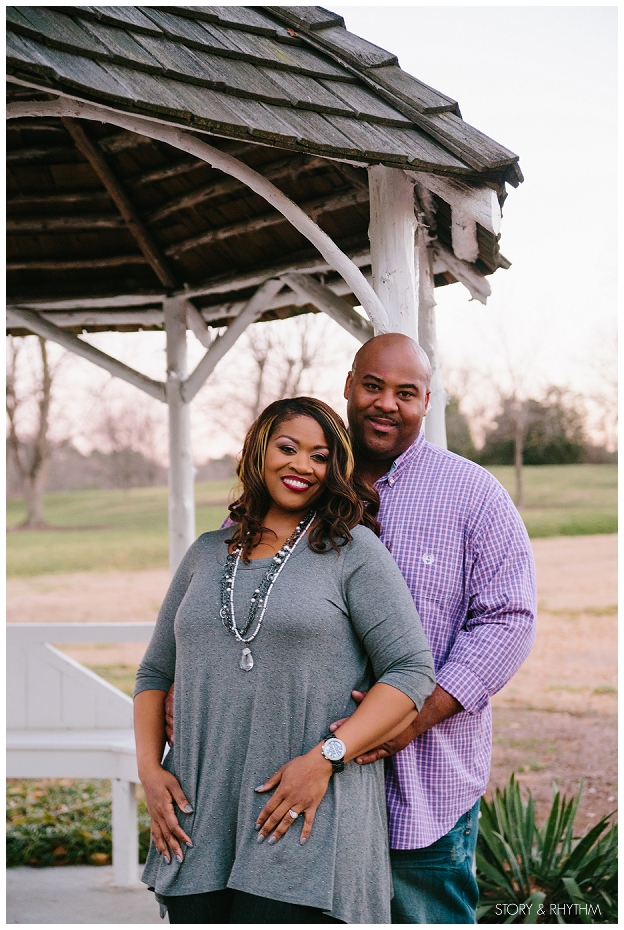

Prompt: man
[
  {"left": 166, "top": 332, "right": 536, "bottom": 923},
  {"left": 333, "top": 333, "right": 536, "bottom": 923}
]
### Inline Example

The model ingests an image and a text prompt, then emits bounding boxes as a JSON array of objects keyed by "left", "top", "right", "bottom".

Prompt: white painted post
[
  {"left": 415, "top": 224, "right": 448, "bottom": 449},
  {"left": 111, "top": 778, "right": 138, "bottom": 886},
  {"left": 164, "top": 297, "right": 195, "bottom": 574},
  {"left": 367, "top": 165, "right": 418, "bottom": 338}
]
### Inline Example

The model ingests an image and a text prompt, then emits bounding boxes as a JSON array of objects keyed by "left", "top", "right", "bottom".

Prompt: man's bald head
[{"left": 351, "top": 333, "right": 432, "bottom": 387}]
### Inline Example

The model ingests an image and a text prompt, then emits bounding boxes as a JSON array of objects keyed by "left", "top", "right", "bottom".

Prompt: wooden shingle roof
[{"left": 6, "top": 6, "right": 521, "bottom": 328}]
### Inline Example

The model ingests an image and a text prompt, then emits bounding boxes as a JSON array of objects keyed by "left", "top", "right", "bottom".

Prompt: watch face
[{"left": 323, "top": 738, "right": 346, "bottom": 761}]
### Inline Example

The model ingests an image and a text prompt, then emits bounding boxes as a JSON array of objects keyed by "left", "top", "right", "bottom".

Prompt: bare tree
[
  {"left": 87, "top": 386, "right": 167, "bottom": 490},
  {"left": 201, "top": 314, "right": 345, "bottom": 447},
  {"left": 6, "top": 335, "right": 61, "bottom": 527}
]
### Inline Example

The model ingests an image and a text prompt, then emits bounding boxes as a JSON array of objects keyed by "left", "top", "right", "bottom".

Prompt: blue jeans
[{"left": 390, "top": 800, "right": 480, "bottom": 924}]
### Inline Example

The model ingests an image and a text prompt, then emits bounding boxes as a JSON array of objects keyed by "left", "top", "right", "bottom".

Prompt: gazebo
[{"left": 6, "top": 5, "right": 522, "bottom": 571}]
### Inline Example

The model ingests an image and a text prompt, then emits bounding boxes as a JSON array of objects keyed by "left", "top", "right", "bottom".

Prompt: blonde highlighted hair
[{"left": 228, "top": 397, "right": 379, "bottom": 561}]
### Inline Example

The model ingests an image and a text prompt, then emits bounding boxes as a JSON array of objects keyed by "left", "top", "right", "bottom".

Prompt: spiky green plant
[{"left": 477, "top": 776, "right": 617, "bottom": 923}]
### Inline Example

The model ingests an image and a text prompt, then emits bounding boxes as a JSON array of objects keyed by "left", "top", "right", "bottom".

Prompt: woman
[{"left": 134, "top": 397, "right": 435, "bottom": 924}]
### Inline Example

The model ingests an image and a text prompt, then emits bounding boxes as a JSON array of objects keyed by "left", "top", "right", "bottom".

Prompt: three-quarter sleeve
[
  {"left": 134, "top": 536, "right": 201, "bottom": 696},
  {"left": 341, "top": 527, "right": 436, "bottom": 710}
]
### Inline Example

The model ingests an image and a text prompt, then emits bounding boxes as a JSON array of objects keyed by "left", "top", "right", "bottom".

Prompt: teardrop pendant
[{"left": 240, "top": 647, "right": 254, "bottom": 671}]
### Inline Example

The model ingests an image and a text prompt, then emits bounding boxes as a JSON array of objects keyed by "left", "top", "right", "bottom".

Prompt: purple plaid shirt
[{"left": 378, "top": 431, "right": 536, "bottom": 848}]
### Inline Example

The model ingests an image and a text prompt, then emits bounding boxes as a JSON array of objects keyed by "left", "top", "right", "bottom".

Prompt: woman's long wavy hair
[{"left": 227, "top": 397, "right": 380, "bottom": 561}]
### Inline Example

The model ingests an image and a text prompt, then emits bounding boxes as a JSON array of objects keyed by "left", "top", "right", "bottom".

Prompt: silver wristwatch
[{"left": 321, "top": 735, "right": 346, "bottom": 773}]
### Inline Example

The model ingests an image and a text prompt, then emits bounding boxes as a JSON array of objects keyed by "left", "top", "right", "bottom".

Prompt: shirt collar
[{"left": 376, "top": 430, "right": 425, "bottom": 487}]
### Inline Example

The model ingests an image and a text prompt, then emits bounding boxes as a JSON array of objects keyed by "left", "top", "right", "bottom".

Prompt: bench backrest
[{"left": 7, "top": 623, "right": 155, "bottom": 730}]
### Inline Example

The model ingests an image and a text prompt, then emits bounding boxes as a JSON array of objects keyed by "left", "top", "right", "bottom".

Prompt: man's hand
[
  {"left": 165, "top": 683, "right": 175, "bottom": 746},
  {"left": 330, "top": 686, "right": 464, "bottom": 765}
]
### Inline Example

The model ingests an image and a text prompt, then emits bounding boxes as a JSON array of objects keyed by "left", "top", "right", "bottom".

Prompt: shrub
[
  {"left": 6, "top": 779, "right": 151, "bottom": 867},
  {"left": 477, "top": 776, "right": 617, "bottom": 923}
]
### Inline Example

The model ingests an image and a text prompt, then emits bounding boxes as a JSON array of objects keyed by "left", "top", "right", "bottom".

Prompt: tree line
[{"left": 6, "top": 321, "right": 617, "bottom": 526}]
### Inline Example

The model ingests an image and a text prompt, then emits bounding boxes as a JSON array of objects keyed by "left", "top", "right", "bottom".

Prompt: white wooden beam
[
  {"left": 7, "top": 309, "right": 165, "bottom": 328},
  {"left": 185, "top": 301, "right": 213, "bottom": 349},
  {"left": 111, "top": 779, "right": 138, "bottom": 886},
  {"left": 451, "top": 209, "right": 479, "bottom": 264},
  {"left": 368, "top": 165, "right": 418, "bottom": 338},
  {"left": 23, "top": 294, "right": 166, "bottom": 310},
  {"left": 407, "top": 171, "right": 502, "bottom": 235},
  {"left": 182, "top": 278, "right": 284, "bottom": 403},
  {"left": 164, "top": 298, "right": 195, "bottom": 574},
  {"left": 280, "top": 273, "right": 372, "bottom": 344},
  {"left": 6, "top": 308, "right": 166, "bottom": 403},
  {"left": 415, "top": 227, "right": 447, "bottom": 449},
  {"left": 7, "top": 98, "right": 390, "bottom": 334},
  {"left": 431, "top": 243, "right": 491, "bottom": 305},
  {"left": 7, "top": 275, "right": 376, "bottom": 332}
]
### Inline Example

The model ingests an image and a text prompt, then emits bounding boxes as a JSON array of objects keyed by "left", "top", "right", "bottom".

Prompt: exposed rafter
[
  {"left": 165, "top": 187, "right": 370, "bottom": 259},
  {"left": 7, "top": 255, "right": 147, "bottom": 272},
  {"left": 7, "top": 190, "right": 111, "bottom": 208},
  {"left": 61, "top": 117, "right": 177, "bottom": 290},
  {"left": 7, "top": 214, "right": 125, "bottom": 232},
  {"left": 147, "top": 153, "right": 325, "bottom": 225},
  {"left": 8, "top": 98, "right": 391, "bottom": 334}
]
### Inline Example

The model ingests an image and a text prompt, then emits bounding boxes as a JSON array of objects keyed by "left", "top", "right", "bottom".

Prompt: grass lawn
[
  {"left": 487, "top": 464, "right": 617, "bottom": 537},
  {"left": 6, "top": 479, "right": 235, "bottom": 576},
  {"left": 6, "top": 465, "right": 616, "bottom": 577}
]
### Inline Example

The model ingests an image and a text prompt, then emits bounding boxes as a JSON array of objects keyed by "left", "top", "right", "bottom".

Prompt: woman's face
[{"left": 263, "top": 415, "right": 330, "bottom": 516}]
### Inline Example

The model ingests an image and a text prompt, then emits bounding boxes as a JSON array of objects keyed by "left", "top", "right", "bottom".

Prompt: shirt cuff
[{"left": 435, "top": 661, "right": 490, "bottom": 715}]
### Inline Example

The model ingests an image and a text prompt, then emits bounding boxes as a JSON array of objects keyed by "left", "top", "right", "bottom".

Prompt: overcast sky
[
  {"left": 44, "top": 4, "right": 618, "bottom": 460},
  {"left": 332, "top": 5, "right": 617, "bottom": 390}
]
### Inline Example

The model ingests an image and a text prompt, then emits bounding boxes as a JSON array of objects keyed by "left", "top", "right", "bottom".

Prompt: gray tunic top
[{"left": 135, "top": 525, "right": 435, "bottom": 924}]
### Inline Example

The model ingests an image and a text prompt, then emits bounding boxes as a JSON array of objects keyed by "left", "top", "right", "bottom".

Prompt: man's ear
[
  {"left": 344, "top": 370, "right": 354, "bottom": 400},
  {"left": 423, "top": 389, "right": 431, "bottom": 415}
]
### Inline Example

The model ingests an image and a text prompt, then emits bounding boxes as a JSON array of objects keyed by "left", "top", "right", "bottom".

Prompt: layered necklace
[{"left": 220, "top": 511, "right": 316, "bottom": 671}]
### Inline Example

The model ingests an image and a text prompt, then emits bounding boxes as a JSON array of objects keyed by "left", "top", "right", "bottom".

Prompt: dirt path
[{"left": 8, "top": 535, "right": 617, "bottom": 830}]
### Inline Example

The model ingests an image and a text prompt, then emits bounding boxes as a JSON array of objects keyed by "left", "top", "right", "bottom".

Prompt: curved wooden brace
[{"left": 7, "top": 97, "right": 390, "bottom": 334}]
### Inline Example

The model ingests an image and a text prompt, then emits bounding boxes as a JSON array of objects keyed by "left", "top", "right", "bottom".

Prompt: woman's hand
[
  {"left": 141, "top": 766, "right": 194, "bottom": 863},
  {"left": 255, "top": 745, "right": 333, "bottom": 846}
]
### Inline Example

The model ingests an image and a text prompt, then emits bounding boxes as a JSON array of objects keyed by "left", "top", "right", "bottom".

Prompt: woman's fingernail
[
  {"left": 175, "top": 854, "right": 183, "bottom": 863},
  {"left": 183, "top": 804, "right": 193, "bottom": 813},
  {"left": 163, "top": 854, "right": 171, "bottom": 863},
  {"left": 267, "top": 836, "right": 277, "bottom": 846},
  {"left": 254, "top": 784, "right": 265, "bottom": 792},
  {"left": 299, "top": 837, "right": 307, "bottom": 846},
  {"left": 185, "top": 841, "right": 193, "bottom": 848},
  {"left": 257, "top": 833, "right": 265, "bottom": 844},
  {"left": 254, "top": 822, "right": 261, "bottom": 831}
]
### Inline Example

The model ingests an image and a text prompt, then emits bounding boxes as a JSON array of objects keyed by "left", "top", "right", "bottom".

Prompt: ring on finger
[{"left": 288, "top": 809, "right": 299, "bottom": 820}]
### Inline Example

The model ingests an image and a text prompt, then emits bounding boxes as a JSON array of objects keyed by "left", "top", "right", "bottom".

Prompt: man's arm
[{"left": 334, "top": 486, "right": 537, "bottom": 765}]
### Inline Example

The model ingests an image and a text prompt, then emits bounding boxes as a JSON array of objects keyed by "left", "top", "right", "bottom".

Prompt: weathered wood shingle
[
  {"left": 6, "top": 5, "right": 519, "bottom": 314},
  {"left": 7, "top": 5, "right": 521, "bottom": 180}
]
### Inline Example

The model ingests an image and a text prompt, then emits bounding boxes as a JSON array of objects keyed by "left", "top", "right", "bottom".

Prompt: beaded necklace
[{"left": 220, "top": 511, "right": 316, "bottom": 671}]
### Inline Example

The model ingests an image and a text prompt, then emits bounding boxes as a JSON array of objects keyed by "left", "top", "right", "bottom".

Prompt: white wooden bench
[{"left": 7, "top": 622, "right": 155, "bottom": 885}]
